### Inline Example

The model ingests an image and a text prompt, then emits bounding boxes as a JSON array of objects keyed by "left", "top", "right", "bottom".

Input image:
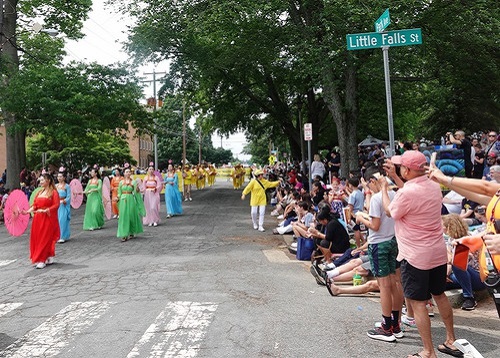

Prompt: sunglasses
[{"left": 489, "top": 135, "right": 497, "bottom": 137}]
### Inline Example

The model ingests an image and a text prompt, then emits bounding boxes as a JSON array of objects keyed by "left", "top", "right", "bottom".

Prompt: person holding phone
[
  {"left": 428, "top": 164, "right": 500, "bottom": 318},
  {"left": 381, "top": 150, "right": 461, "bottom": 358}
]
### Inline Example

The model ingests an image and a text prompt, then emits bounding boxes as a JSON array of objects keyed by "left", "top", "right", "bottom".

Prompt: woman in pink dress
[{"left": 142, "top": 162, "right": 162, "bottom": 226}]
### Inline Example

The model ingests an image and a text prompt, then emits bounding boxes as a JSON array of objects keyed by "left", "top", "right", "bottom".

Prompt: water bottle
[
  {"left": 353, "top": 271, "right": 363, "bottom": 286},
  {"left": 441, "top": 136, "right": 445, "bottom": 146}
]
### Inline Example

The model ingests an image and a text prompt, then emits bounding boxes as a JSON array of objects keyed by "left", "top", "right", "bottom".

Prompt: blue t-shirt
[{"left": 348, "top": 189, "right": 364, "bottom": 214}]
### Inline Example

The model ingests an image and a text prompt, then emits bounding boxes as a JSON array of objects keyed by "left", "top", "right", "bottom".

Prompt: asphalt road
[{"left": 0, "top": 180, "right": 499, "bottom": 357}]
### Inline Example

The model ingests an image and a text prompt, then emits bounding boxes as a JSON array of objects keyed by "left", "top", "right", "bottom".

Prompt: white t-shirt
[
  {"left": 368, "top": 191, "right": 396, "bottom": 244},
  {"left": 442, "top": 190, "right": 464, "bottom": 214}
]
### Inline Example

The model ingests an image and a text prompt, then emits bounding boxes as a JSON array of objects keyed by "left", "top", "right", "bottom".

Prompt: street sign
[
  {"left": 346, "top": 28, "right": 422, "bottom": 50},
  {"left": 375, "top": 9, "right": 390, "bottom": 32},
  {"left": 304, "top": 123, "right": 312, "bottom": 141}
]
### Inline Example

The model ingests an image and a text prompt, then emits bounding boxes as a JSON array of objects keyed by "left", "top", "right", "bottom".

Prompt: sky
[{"left": 63, "top": 1, "right": 250, "bottom": 161}]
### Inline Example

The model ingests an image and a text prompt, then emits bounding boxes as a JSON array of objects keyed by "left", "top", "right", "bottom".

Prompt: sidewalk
[{"left": 278, "top": 233, "right": 498, "bottom": 320}]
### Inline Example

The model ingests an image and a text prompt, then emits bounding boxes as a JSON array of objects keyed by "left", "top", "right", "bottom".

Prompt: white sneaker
[
  {"left": 185, "top": 198, "right": 188, "bottom": 202},
  {"left": 258, "top": 227, "right": 265, "bottom": 232},
  {"left": 148, "top": 223, "right": 153, "bottom": 227},
  {"left": 290, "top": 242, "right": 297, "bottom": 249},
  {"left": 189, "top": 197, "right": 192, "bottom": 201},
  {"left": 324, "top": 262, "right": 336, "bottom": 270},
  {"left": 253, "top": 225, "right": 258, "bottom": 230},
  {"left": 426, "top": 302, "right": 435, "bottom": 317},
  {"left": 153, "top": 222, "right": 158, "bottom": 227},
  {"left": 35, "top": 262, "right": 46, "bottom": 269},
  {"left": 45, "top": 257, "right": 54, "bottom": 265},
  {"left": 277, "top": 215, "right": 284, "bottom": 220},
  {"left": 112, "top": 215, "right": 117, "bottom": 219},
  {"left": 57, "top": 239, "right": 65, "bottom": 243}
]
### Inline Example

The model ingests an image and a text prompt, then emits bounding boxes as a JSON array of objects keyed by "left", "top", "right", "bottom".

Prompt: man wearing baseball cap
[{"left": 380, "top": 150, "right": 461, "bottom": 358}]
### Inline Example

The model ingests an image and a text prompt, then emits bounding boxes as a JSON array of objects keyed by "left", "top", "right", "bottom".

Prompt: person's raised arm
[
  {"left": 428, "top": 166, "right": 499, "bottom": 205},
  {"left": 382, "top": 161, "right": 404, "bottom": 189},
  {"left": 379, "top": 177, "right": 392, "bottom": 217}
]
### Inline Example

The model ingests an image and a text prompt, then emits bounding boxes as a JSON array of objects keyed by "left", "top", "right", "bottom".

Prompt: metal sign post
[
  {"left": 304, "top": 123, "right": 313, "bottom": 191},
  {"left": 382, "top": 47, "right": 395, "bottom": 157},
  {"left": 346, "top": 9, "right": 422, "bottom": 157}
]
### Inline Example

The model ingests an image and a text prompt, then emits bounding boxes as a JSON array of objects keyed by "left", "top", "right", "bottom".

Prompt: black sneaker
[
  {"left": 310, "top": 265, "right": 326, "bottom": 286},
  {"left": 461, "top": 297, "right": 477, "bottom": 311},
  {"left": 367, "top": 326, "right": 396, "bottom": 342}
]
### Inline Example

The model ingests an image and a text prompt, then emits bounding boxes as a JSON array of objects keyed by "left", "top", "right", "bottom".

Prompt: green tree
[
  {"left": 2, "top": 59, "right": 151, "bottom": 172},
  {"left": 26, "top": 132, "right": 136, "bottom": 173},
  {"left": 0, "top": 0, "right": 93, "bottom": 188},
  {"left": 118, "top": 0, "right": 499, "bottom": 175}
]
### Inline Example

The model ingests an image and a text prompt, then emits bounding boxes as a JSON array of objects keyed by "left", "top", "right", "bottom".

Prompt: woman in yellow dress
[
  {"left": 182, "top": 165, "right": 193, "bottom": 201},
  {"left": 200, "top": 165, "right": 207, "bottom": 189},
  {"left": 231, "top": 164, "right": 240, "bottom": 190},
  {"left": 176, "top": 165, "right": 184, "bottom": 195},
  {"left": 208, "top": 165, "right": 217, "bottom": 186},
  {"left": 237, "top": 165, "right": 246, "bottom": 189}
]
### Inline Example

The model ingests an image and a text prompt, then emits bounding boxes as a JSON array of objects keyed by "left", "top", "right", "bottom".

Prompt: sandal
[
  {"left": 325, "top": 277, "right": 335, "bottom": 296},
  {"left": 408, "top": 354, "right": 423, "bottom": 358},
  {"left": 437, "top": 343, "right": 463, "bottom": 357}
]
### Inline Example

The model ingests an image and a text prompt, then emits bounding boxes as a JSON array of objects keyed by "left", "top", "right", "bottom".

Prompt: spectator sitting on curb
[
  {"left": 307, "top": 206, "right": 350, "bottom": 270},
  {"left": 287, "top": 201, "right": 315, "bottom": 240},
  {"left": 442, "top": 214, "right": 486, "bottom": 311}
]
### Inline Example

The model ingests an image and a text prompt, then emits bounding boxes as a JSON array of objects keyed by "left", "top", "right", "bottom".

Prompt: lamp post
[{"left": 297, "top": 96, "right": 306, "bottom": 173}]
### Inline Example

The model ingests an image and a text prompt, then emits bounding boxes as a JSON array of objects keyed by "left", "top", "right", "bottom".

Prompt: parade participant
[
  {"left": 199, "top": 165, "right": 207, "bottom": 189},
  {"left": 83, "top": 166, "right": 105, "bottom": 231},
  {"left": 110, "top": 167, "right": 123, "bottom": 219},
  {"left": 21, "top": 174, "right": 60, "bottom": 269},
  {"left": 117, "top": 168, "right": 145, "bottom": 242},
  {"left": 56, "top": 168, "right": 71, "bottom": 243},
  {"left": 237, "top": 164, "right": 246, "bottom": 189},
  {"left": 382, "top": 151, "right": 460, "bottom": 358},
  {"left": 208, "top": 164, "right": 217, "bottom": 186},
  {"left": 182, "top": 165, "right": 193, "bottom": 201},
  {"left": 175, "top": 165, "right": 184, "bottom": 195},
  {"left": 142, "top": 162, "right": 162, "bottom": 227},
  {"left": 164, "top": 164, "right": 183, "bottom": 218},
  {"left": 241, "top": 170, "right": 281, "bottom": 232},
  {"left": 194, "top": 165, "right": 202, "bottom": 190},
  {"left": 231, "top": 164, "right": 240, "bottom": 190}
]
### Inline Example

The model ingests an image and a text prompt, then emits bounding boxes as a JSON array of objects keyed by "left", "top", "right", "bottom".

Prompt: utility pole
[
  {"left": 198, "top": 125, "right": 202, "bottom": 164},
  {"left": 0, "top": 0, "right": 4, "bottom": 48},
  {"left": 182, "top": 102, "right": 187, "bottom": 167},
  {"left": 143, "top": 69, "right": 166, "bottom": 170},
  {"left": 297, "top": 96, "right": 306, "bottom": 173}
]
